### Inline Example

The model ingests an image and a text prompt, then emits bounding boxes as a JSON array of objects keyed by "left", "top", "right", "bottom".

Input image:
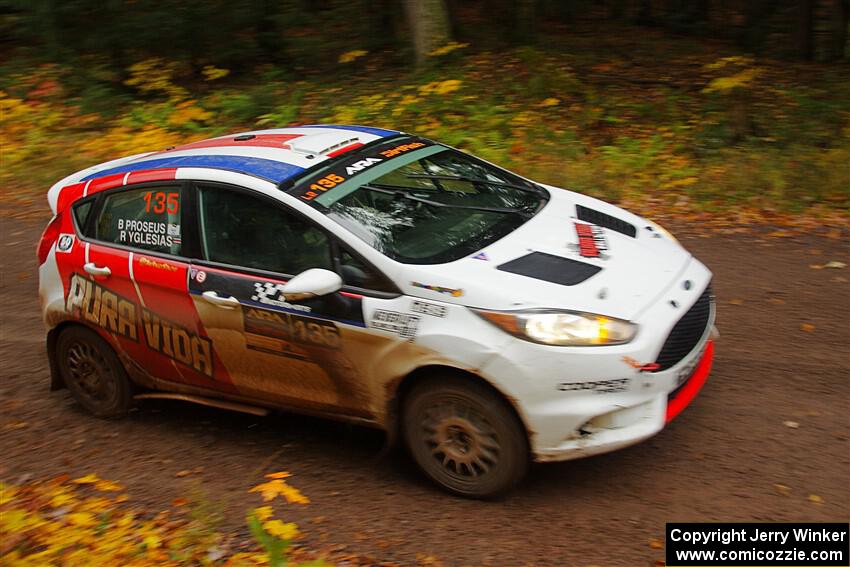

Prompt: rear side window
[
  {"left": 198, "top": 186, "right": 332, "bottom": 276},
  {"left": 73, "top": 199, "right": 95, "bottom": 232},
  {"left": 95, "top": 186, "right": 183, "bottom": 255}
]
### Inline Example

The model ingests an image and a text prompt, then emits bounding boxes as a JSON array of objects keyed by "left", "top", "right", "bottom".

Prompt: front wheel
[
  {"left": 56, "top": 326, "right": 132, "bottom": 418},
  {"left": 402, "top": 376, "right": 529, "bottom": 498}
]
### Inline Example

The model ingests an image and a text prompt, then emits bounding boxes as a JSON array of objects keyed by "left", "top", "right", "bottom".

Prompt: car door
[
  {"left": 77, "top": 183, "right": 231, "bottom": 391},
  {"left": 187, "top": 182, "right": 400, "bottom": 417}
]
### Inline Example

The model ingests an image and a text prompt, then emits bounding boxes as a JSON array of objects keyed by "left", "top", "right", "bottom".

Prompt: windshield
[{"left": 289, "top": 137, "right": 548, "bottom": 264}]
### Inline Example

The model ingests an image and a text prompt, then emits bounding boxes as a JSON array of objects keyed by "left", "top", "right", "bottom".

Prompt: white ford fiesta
[{"left": 38, "top": 124, "right": 717, "bottom": 497}]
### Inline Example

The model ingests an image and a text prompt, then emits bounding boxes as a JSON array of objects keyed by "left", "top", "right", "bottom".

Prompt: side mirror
[{"left": 281, "top": 268, "right": 343, "bottom": 301}]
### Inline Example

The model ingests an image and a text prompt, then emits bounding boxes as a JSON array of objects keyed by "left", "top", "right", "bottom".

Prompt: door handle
[
  {"left": 84, "top": 262, "right": 111, "bottom": 277},
  {"left": 202, "top": 291, "right": 240, "bottom": 309}
]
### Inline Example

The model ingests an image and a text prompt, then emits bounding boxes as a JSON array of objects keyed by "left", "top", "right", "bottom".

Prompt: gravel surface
[{"left": 2, "top": 216, "right": 848, "bottom": 566}]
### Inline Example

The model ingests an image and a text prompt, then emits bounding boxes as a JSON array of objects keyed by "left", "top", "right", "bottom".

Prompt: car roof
[
  {"left": 46, "top": 124, "right": 403, "bottom": 213},
  {"left": 80, "top": 124, "right": 401, "bottom": 185}
]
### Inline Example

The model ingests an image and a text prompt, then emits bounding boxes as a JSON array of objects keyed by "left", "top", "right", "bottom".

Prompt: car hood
[{"left": 398, "top": 185, "right": 694, "bottom": 321}]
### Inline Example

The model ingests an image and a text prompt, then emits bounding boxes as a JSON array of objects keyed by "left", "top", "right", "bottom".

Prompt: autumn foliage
[{"left": 0, "top": 472, "right": 326, "bottom": 566}]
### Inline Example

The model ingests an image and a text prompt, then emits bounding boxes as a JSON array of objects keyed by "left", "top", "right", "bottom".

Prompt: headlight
[{"left": 473, "top": 309, "right": 637, "bottom": 346}]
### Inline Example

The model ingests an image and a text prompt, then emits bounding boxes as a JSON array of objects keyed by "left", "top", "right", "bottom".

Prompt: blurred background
[
  {"left": 1, "top": 3, "right": 848, "bottom": 565},
  {"left": 1, "top": 0, "right": 848, "bottom": 221}
]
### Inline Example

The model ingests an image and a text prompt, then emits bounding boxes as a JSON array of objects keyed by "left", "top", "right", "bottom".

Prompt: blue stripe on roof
[
  {"left": 80, "top": 155, "right": 305, "bottom": 183},
  {"left": 306, "top": 124, "right": 400, "bottom": 137}
]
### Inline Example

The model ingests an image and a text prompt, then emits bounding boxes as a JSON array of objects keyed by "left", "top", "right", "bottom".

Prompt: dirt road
[{"left": 1, "top": 216, "right": 848, "bottom": 566}]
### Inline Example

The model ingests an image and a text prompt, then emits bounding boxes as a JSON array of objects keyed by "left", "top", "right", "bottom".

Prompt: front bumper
[
  {"left": 477, "top": 257, "right": 716, "bottom": 463},
  {"left": 533, "top": 338, "right": 715, "bottom": 462}
]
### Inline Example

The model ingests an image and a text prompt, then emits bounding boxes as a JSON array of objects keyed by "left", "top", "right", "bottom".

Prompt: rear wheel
[
  {"left": 402, "top": 376, "right": 528, "bottom": 498},
  {"left": 56, "top": 326, "right": 132, "bottom": 418}
]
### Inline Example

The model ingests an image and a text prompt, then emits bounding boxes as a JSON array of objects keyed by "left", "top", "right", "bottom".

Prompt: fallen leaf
[
  {"left": 729, "top": 298, "right": 744, "bottom": 305},
  {"left": 801, "top": 323, "right": 815, "bottom": 332},
  {"left": 824, "top": 261, "right": 846, "bottom": 269},
  {"left": 773, "top": 484, "right": 791, "bottom": 496},
  {"left": 809, "top": 264, "right": 824, "bottom": 270},
  {"left": 808, "top": 494, "right": 824, "bottom": 505},
  {"left": 172, "top": 497, "right": 188, "bottom": 507},
  {"left": 72, "top": 473, "right": 100, "bottom": 484},
  {"left": 768, "top": 298, "right": 785, "bottom": 305},
  {"left": 783, "top": 421, "right": 800, "bottom": 429},
  {"left": 175, "top": 470, "right": 192, "bottom": 478},
  {"left": 264, "top": 471, "right": 291, "bottom": 480},
  {"left": 649, "top": 538, "right": 663, "bottom": 549}
]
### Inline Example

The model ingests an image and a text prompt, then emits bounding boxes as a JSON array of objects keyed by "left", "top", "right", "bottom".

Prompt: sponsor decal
[
  {"left": 345, "top": 158, "right": 382, "bottom": 175},
  {"left": 558, "top": 378, "right": 630, "bottom": 394},
  {"left": 141, "top": 308, "right": 213, "bottom": 377},
  {"left": 622, "top": 356, "right": 661, "bottom": 372},
  {"left": 250, "top": 282, "right": 312, "bottom": 312},
  {"left": 471, "top": 252, "right": 489, "bottom": 261},
  {"left": 117, "top": 218, "right": 178, "bottom": 248},
  {"left": 195, "top": 270, "right": 207, "bottom": 283},
  {"left": 410, "top": 300, "right": 447, "bottom": 318},
  {"left": 56, "top": 233, "right": 75, "bottom": 253},
  {"left": 243, "top": 307, "right": 341, "bottom": 349},
  {"left": 294, "top": 137, "right": 434, "bottom": 202},
  {"left": 370, "top": 310, "right": 420, "bottom": 339},
  {"left": 66, "top": 274, "right": 138, "bottom": 341},
  {"left": 411, "top": 281, "right": 463, "bottom": 297},
  {"left": 139, "top": 256, "right": 178, "bottom": 272},
  {"left": 65, "top": 273, "right": 217, "bottom": 378},
  {"left": 574, "top": 222, "right": 608, "bottom": 258}
]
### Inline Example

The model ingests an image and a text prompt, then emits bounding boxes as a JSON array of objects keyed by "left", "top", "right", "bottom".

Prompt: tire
[
  {"left": 402, "top": 375, "right": 529, "bottom": 498},
  {"left": 56, "top": 326, "right": 132, "bottom": 418}
]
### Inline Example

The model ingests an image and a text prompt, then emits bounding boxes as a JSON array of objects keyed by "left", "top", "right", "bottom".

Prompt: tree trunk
[
  {"left": 797, "top": 0, "right": 815, "bottom": 59},
  {"left": 403, "top": 0, "right": 452, "bottom": 67}
]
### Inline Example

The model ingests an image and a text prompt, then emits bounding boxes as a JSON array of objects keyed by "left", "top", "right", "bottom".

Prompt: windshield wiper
[
  {"left": 360, "top": 184, "right": 531, "bottom": 217},
  {"left": 404, "top": 173, "right": 542, "bottom": 195}
]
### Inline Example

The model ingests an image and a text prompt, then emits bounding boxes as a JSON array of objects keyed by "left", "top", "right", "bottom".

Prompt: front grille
[
  {"left": 576, "top": 205, "right": 637, "bottom": 238},
  {"left": 654, "top": 285, "right": 713, "bottom": 371}
]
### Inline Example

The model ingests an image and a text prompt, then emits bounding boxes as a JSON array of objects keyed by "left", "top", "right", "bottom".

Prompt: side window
[
  {"left": 198, "top": 186, "right": 332, "bottom": 275},
  {"left": 338, "top": 246, "right": 396, "bottom": 293},
  {"left": 95, "top": 186, "right": 183, "bottom": 255},
  {"left": 73, "top": 199, "right": 95, "bottom": 233}
]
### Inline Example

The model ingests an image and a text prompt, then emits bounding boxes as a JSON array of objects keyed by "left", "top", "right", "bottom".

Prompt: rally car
[{"left": 38, "top": 124, "right": 716, "bottom": 497}]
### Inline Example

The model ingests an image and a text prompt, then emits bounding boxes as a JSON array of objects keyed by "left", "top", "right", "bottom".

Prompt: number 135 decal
[{"left": 143, "top": 191, "right": 180, "bottom": 214}]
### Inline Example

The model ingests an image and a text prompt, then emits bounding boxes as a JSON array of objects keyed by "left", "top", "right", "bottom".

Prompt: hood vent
[
  {"left": 576, "top": 205, "right": 636, "bottom": 238},
  {"left": 497, "top": 252, "right": 602, "bottom": 286}
]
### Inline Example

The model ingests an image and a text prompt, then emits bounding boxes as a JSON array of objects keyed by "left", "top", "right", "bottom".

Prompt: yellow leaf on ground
[
  {"left": 263, "top": 519, "right": 299, "bottom": 540},
  {"left": 67, "top": 512, "right": 97, "bottom": 527},
  {"left": 801, "top": 323, "right": 815, "bottom": 332},
  {"left": 808, "top": 494, "right": 824, "bottom": 505},
  {"left": 729, "top": 299, "right": 744, "bottom": 305},
  {"left": 649, "top": 538, "right": 663, "bottom": 549},
  {"left": 72, "top": 474, "right": 100, "bottom": 484},
  {"left": 94, "top": 480, "right": 123, "bottom": 492},
  {"left": 264, "top": 471, "right": 291, "bottom": 480},
  {"left": 773, "top": 484, "right": 791, "bottom": 496},
  {"left": 254, "top": 506, "right": 273, "bottom": 521}
]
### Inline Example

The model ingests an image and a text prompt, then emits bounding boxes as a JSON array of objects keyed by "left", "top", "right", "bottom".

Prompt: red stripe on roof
[
  {"left": 161, "top": 134, "right": 304, "bottom": 153},
  {"left": 326, "top": 142, "right": 364, "bottom": 158},
  {"left": 87, "top": 173, "right": 127, "bottom": 195},
  {"left": 127, "top": 168, "right": 178, "bottom": 184}
]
